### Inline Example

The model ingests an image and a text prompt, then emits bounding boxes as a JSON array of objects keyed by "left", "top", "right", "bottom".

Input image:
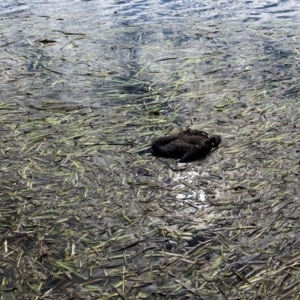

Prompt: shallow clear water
[
  {"left": 0, "top": 1, "right": 299, "bottom": 298},
  {"left": 1, "top": 0, "right": 300, "bottom": 107}
]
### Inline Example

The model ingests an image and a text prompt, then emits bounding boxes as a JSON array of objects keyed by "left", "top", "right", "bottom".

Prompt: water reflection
[{"left": 1, "top": 0, "right": 300, "bottom": 22}]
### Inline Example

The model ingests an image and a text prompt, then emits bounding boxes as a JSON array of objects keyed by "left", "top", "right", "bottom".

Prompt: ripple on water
[
  {"left": 2, "top": 0, "right": 300, "bottom": 23},
  {"left": 0, "top": 1, "right": 30, "bottom": 16}
]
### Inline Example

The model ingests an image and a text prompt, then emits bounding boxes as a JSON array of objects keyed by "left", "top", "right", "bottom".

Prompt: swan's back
[{"left": 151, "top": 130, "right": 221, "bottom": 162}]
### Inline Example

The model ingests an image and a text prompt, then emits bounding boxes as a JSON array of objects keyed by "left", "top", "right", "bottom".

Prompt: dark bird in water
[{"left": 151, "top": 129, "right": 222, "bottom": 163}]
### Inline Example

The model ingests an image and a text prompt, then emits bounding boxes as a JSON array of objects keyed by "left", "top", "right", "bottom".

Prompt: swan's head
[{"left": 210, "top": 135, "right": 222, "bottom": 147}]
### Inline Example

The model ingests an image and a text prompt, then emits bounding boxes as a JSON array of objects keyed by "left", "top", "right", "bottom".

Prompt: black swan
[{"left": 151, "top": 129, "right": 221, "bottom": 163}]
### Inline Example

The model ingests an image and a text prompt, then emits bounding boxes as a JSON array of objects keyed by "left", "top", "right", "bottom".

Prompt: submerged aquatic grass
[{"left": 0, "top": 10, "right": 299, "bottom": 300}]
